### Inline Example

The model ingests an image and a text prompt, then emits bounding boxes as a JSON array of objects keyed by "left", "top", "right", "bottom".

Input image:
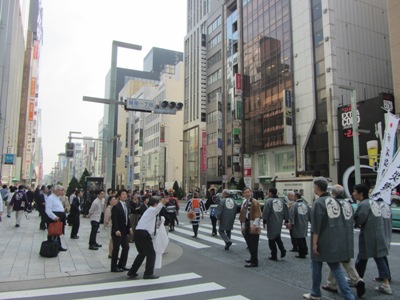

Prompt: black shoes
[
  {"left": 245, "top": 259, "right": 251, "bottom": 263},
  {"left": 95, "top": 243, "right": 102, "bottom": 247},
  {"left": 59, "top": 247, "right": 68, "bottom": 252},
  {"left": 15, "top": 224, "right": 20, "bottom": 228},
  {"left": 356, "top": 280, "right": 366, "bottom": 298},
  {"left": 244, "top": 264, "right": 258, "bottom": 268},
  {"left": 268, "top": 256, "right": 277, "bottom": 261},
  {"left": 89, "top": 245, "right": 99, "bottom": 250},
  {"left": 127, "top": 272, "right": 138, "bottom": 279},
  {"left": 71, "top": 236, "right": 79, "bottom": 239},
  {"left": 192, "top": 235, "right": 197, "bottom": 238},
  {"left": 281, "top": 250, "right": 286, "bottom": 258},
  {"left": 295, "top": 255, "right": 306, "bottom": 259},
  {"left": 111, "top": 268, "right": 124, "bottom": 272},
  {"left": 143, "top": 274, "right": 160, "bottom": 279},
  {"left": 225, "top": 241, "right": 233, "bottom": 250},
  {"left": 120, "top": 267, "right": 130, "bottom": 271}
]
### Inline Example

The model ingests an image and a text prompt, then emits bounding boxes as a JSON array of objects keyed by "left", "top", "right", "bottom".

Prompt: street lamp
[{"left": 83, "top": 41, "right": 141, "bottom": 189}]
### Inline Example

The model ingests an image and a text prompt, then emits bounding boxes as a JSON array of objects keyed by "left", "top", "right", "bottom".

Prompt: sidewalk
[{"left": 0, "top": 211, "right": 181, "bottom": 283}]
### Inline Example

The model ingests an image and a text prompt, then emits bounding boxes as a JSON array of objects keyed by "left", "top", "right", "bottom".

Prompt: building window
[
  {"left": 258, "top": 153, "right": 269, "bottom": 176},
  {"left": 275, "top": 151, "right": 295, "bottom": 173}
]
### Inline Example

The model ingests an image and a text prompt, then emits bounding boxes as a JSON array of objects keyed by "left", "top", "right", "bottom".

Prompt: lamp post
[{"left": 83, "top": 41, "right": 141, "bottom": 189}]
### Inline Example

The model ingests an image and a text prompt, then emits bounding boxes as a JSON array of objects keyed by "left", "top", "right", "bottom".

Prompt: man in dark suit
[
  {"left": 111, "top": 189, "right": 133, "bottom": 272},
  {"left": 69, "top": 190, "right": 82, "bottom": 239}
]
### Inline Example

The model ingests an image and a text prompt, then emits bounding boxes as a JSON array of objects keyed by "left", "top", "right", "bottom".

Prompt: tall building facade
[
  {"left": 186, "top": 0, "right": 393, "bottom": 196},
  {"left": 0, "top": 0, "right": 43, "bottom": 186},
  {"left": 388, "top": 0, "right": 400, "bottom": 112},
  {"left": 184, "top": 0, "right": 213, "bottom": 193}
]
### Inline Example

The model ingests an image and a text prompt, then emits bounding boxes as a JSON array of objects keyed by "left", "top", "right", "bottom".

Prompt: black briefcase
[{"left": 39, "top": 240, "right": 59, "bottom": 258}]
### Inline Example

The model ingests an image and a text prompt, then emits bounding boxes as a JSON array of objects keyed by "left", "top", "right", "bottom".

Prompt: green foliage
[
  {"left": 66, "top": 177, "right": 79, "bottom": 197},
  {"left": 173, "top": 180, "right": 184, "bottom": 199},
  {"left": 79, "top": 168, "right": 91, "bottom": 189},
  {"left": 228, "top": 177, "right": 237, "bottom": 189},
  {"left": 237, "top": 177, "right": 246, "bottom": 191}
]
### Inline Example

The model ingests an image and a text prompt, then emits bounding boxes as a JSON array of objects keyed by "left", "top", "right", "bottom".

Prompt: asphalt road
[{"left": 0, "top": 213, "right": 398, "bottom": 300}]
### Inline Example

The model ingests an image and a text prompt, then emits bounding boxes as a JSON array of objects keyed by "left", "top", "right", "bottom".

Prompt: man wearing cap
[
  {"left": 215, "top": 189, "right": 237, "bottom": 250},
  {"left": 127, "top": 196, "right": 168, "bottom": 279}
]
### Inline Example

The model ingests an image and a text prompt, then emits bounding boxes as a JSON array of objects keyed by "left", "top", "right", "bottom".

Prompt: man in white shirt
[
  {"left": 45, "top": 185, "right": 67, "bottom": 251},
  {"left": 88, "top": 190, "right": 104, "bottom": 250},
  {"left": 127, "top": 196, "right": 168, "bottom": 279}
]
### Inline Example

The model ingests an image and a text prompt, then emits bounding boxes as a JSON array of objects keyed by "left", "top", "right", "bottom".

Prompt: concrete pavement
[{"left": 0, "top": 210, "right": 182, "bottom": 283}]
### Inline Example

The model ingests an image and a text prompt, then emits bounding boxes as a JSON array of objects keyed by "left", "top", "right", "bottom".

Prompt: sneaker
[
  {"left": 356, "top": 280, "right": 366, "bottom": 297},
  {"left": 375, "top": 284, "right": 392, "bottom": 295},
  {"left": 302, "top": 293, "right": 321, "bottom": 300}
]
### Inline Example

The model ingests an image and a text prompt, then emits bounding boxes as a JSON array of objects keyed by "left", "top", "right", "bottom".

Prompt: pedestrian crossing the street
[
  {"left": 0, "top": 272, "right": 250, "bottom": 300},
  {"left": 168, "top": 217, "right": 299, "bottom": 249}
]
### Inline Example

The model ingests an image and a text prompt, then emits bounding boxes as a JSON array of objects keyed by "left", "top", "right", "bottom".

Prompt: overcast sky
[{"left": 39, "top": 0, "right": 186, "bottom": 175}]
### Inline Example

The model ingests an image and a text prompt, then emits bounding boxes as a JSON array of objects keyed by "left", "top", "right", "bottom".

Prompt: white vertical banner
[
  {"left": 370, "top": 147, "right": 400, "bottom": 204},
  {"left": 376, "top": 113, "right": 399, "bottom": 182}
]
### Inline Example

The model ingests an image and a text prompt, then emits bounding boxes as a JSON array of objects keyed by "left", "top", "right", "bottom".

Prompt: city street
[{"left": 0, "top": 207, "right": 398, "bottom": 299}]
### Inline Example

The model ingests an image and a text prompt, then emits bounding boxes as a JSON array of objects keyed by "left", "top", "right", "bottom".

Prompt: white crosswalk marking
[
  {"left": 209, "top": 296, "right": 250, "bottom": 300},
  {"left": 173, "top": 227, "right": 228, "bottom": 246},
  {"left": 168, "top": 233, "right": 211, "bottom": 249},
  {"left": 80, "top": 283, "right": 225, "bottom": 300},
  {"left": 0, "top": 273, "right": 201, "bottom": 299},
  {"left": 0, "top": 272, "right": 248, "bottom": 300}
]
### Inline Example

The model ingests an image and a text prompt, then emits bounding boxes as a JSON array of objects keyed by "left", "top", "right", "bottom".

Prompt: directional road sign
[{"left": 125, "top": 98, "right": 154, "bottom": 112}]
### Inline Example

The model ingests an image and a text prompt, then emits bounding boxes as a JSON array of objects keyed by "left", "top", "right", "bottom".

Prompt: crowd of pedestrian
[{"left": 0, "top": 178, "right": 394, "bottom": 297}]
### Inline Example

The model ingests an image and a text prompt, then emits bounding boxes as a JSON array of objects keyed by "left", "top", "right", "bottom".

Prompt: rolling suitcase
[{"left": 39, "top": 240, "right": 59, "bottom": 258}]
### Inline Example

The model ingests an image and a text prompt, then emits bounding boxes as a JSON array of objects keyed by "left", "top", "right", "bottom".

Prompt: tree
[
  {"left": 228, "top": 177, "right": 237, "bottom": 190},
  {"left": 237, "top": 177, "right": 246, "bottom": 191},
  {"left": 173, "top": 180, "right": 184, "bottom": 199},
  {"left": 79, "top": 168, "right": 91, "bottom": 189},
  {"left": 66, "top": 176, "right": 79, "bottom": 197}
]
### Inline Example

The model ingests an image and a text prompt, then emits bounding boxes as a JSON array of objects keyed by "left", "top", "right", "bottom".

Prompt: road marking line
[
  {"left": 173, "top": 227, "right": 227, "bottom": 245},
  {"left": 79, "top": 282, "right": 225, "bottom": 300},
  {"left": 209, "top": 296, "right": 250, "bottom": 300},
  {"left": 168, "top": 234, "right": 211, "bottom": 249},
  {"left": 0, "top": 273, "right": 202, "bottom": 299}
]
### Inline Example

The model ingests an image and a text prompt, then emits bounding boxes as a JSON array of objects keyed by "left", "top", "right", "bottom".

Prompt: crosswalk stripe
[
  {"left": 0, "top": 273, "right": 202, "bottom": 299},
  {"left": 209, "top": 296, "right": 250, "bottom": 300},
  {"left": 80, "top": 282, "right": 226, "bottom": 300},
  {"left": 168, "top": 234, "right": 210, "bottom": 249},
  {"left": 172, "top": 227, "right": 227, "bottom": 246}
]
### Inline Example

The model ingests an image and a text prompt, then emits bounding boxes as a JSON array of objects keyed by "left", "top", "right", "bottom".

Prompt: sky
[{"left": 39, "top": 0, "right": 187, "bottom": 175}]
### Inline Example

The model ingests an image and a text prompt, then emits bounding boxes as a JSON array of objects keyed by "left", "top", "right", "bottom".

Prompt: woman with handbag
[{"left": 239, "top": 187, "right": 262, "bottom": 268}]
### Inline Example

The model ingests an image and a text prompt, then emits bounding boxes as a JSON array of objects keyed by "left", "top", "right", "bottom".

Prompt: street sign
[
  {"left": 125, "top": 98, "right": 154, "bottom": 112},
  {"left": 3, "top": 154, "right": 15, "bottom": 165}
]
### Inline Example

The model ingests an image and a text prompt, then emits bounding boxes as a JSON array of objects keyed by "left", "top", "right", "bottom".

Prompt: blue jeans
[{"left": 311, "top": 260, "right": 355, "bottom": 300}]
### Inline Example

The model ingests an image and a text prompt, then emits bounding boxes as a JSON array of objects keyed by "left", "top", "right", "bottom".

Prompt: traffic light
[
  {"left": 65, "top": 142, "right": 75, "bottom": 158},
  {"left": 153, "top": 101, "right": 183, "bottom": 115}
]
